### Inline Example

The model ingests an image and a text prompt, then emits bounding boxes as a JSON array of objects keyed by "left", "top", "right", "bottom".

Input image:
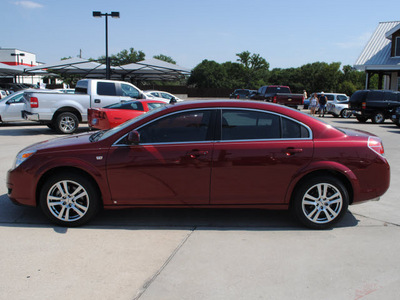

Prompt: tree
[
  {"left": 97, "top": 48, "right": 145, "bottom": 66},
  {"left": 236, "top": 51, "right": 269, "bottom": 88},
  {"left": 187, "top": 60, "right": 228, "bottom": 88},
  {"left": 153, "top": 54, "right": 176, "bottom": 64}
]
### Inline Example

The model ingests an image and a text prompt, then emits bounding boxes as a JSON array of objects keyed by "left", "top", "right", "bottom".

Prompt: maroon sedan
[{"left": 7, "top": 100, "right": 390, "bottom": 229}]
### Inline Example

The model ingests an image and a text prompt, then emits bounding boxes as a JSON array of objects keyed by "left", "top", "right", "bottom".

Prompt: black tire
[
  {"left": 340, "top": 109, "right": 351, "bottom": 118},
  {"left": 292, "top": 176, "right": 349, "bottom": 229},
  {"left": 395, "top": 120, "right": 400, "bottom": 128},
  {"left": 39, "top": 172, "right": 100, "bottom": 226},
  {"left": 371, "top": 112, "right": 385, "bottom": 124},
  {"left": 356, "top": 116, "right": 368, "bottom": 123},
  {"left": 55, "top": 112, "right": 79, "bottom": 134}
]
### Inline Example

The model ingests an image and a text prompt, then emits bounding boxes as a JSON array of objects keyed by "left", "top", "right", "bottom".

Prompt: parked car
[
  {"left": 305, "top": 93, "right": 349, "bottom": 111},
  {"left": 0, "top": 90, "right": 7, "bottom": 99},
  {"left": 88, "top": 99, "right": 166, "bottom": 130},
  {"left": 0, "top": 90, "right": 31, "bottom": 123},
  {"left": 144, "top": 90, "right": 182, "bottom": 102},
  {"left": 7, "top": 100, "right": 390, "bottom": 229},
  {"left": 250, "top": 85, "right": 304, "bottom": 109},
  {"left": 349, "top": 90, "right": 400, "bottom": 123},
  {"left": 229, "top": 89, "right": 254, "bottom": 99},
  {"left": 325, "top": 93, "right": 350, "bottom": 117},
  {"left": 22, "top": 79, "right": 166, "bottom": 134}
]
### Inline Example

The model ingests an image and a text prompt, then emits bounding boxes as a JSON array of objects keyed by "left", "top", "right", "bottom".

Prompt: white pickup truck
[{"left": 22, "top": 79, "right": 164, "bottom": 134}]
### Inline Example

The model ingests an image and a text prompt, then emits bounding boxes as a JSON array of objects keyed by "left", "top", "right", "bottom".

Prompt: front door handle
[{"left": 188, "top": 150, "right": 209, "bottom": 159}]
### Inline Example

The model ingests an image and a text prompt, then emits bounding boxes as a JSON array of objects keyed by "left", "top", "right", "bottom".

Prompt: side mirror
[
  {"left": 139, "top": 92, "right": 145, "bottom": 99},
  {"left": 169, "top": 97, "right": 177, "bottom": 104},
  {"left": 127, "top": 130, "right": 140, "bottom": 145}
]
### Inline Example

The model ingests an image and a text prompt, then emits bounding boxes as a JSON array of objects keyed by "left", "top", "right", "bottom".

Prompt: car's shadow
[{"left": 0, "top": 194, "right": 359, "bottom": 232}]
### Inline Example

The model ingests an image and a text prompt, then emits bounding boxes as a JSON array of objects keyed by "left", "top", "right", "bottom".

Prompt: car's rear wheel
[
  {"left": 39, "top": 172, "right": 100, "bottom": 226},
  {"left": 55, "top": 112, "right": 79, "bottom": 134},
  {"left": 292, "top": 176, "right": 349, "bottom": 229},
  {"left": 371, "top": 112, "right": 385, "bottom": 124}
]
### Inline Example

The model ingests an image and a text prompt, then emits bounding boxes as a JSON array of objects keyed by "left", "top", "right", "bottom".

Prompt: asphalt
[{"left": 0, "top": 114, "right": 399, "bottom": 300}]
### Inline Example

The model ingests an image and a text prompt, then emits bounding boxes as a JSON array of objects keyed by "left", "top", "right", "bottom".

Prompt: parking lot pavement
[{"left": 0, "top": 116, "right": 400, "bottom": 300}]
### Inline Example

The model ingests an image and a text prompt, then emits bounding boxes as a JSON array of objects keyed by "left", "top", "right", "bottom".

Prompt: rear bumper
[{"left": 22, "top": 110, "right": 40, "bottom": 121}]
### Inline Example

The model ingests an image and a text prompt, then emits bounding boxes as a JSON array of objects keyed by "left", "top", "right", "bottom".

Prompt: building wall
[{"left": 0, "top": 48, "right": 37, "bottom": 67}]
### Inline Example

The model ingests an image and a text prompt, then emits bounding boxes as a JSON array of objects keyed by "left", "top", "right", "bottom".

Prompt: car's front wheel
[
  {"left": 39, "top": 172, "right": 100, "bottom": 226},
  {"left": 340, "top": 109, "right": 351, "bottom": 118},
  {"left": 292, "top": 176, "right": 349, "bottom": 229}
]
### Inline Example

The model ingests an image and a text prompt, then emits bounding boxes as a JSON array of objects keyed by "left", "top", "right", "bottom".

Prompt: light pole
[
  {"left": 93, "top": 11, "right": 120, "bottom": 80},
  {"left": 11, "top": 53, "right": 25, "bottom": 65}
]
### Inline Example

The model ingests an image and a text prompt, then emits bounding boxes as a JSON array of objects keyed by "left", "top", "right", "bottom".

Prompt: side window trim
[
  {"left": 219, "top": 108, "right": 312, "bottom": 141},
  {"left": 114, "top": 108, "right": 218, "bottom": 146}
]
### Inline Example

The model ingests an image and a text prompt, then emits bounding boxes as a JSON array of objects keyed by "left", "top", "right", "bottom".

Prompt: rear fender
[{"left": 285, "top": 161, "right": 359, "bottom": 204}]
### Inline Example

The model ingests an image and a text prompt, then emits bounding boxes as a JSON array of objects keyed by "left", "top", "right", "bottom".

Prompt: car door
[
  {"left": 1, "top": 92, "right": 26, "bottom": 121},
  {"left": 106, "top": 109, "right": 216, "bottom": 205},
  {"left": 92, "top": 81, "right": 120, "bottom": 108},
  {"left": 210, "top": 109, "right": 314, "bottom": 205}
]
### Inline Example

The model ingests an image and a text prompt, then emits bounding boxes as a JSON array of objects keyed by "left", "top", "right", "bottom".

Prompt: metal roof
[{"left": 354, "top": 21, "right": 400, "bottom": 71}]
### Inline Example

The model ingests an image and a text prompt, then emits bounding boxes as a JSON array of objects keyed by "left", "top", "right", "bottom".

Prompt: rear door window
[
  {"left": 97, "top": 82, "right": 117, "bottom": 96},
  {"left": 221, "top": 110, "right": 280, "bottom": 140}
]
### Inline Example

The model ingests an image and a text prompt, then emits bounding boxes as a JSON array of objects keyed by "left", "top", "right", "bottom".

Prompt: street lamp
[
  {"left": 93, "top": 11, "right": 120, "bottom": 80},
  {"left": 11, "top": 53, "right": 25, "bottom": 65}
]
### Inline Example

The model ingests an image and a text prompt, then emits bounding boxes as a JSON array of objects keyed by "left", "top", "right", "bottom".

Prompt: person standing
[
  {"left": 303, "top": 90, "right": 308, "bottom": 101},
  {"left": 318, "top": 92, "right": 328, "bottom": 117},
  {"left": 309, "top": 93, "right": 318, "bottom": 116}
]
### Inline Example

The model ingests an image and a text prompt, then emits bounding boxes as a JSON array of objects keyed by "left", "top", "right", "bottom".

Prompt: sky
[{"left": 2, "top": 0, "right": 400, "bottom": 70}]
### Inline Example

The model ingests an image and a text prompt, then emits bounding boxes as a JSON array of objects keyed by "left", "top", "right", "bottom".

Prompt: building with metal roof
[{"left": 354, "top": 21, "right": 400, "bottom": 90}]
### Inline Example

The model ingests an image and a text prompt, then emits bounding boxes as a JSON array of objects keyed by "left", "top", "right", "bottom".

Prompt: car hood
[{"left": 21, "top": 132, "right": 97, "bottom": 153}]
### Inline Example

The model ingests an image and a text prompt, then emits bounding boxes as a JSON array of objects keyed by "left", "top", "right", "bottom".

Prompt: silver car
[{"left": 0, "top": 90, "right": 27, "bottom": 123}]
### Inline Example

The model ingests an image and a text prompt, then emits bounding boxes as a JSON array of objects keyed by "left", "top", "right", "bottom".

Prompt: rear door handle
[
  {"left": 284, "top": 147, "right": 303, "bottom": 156},
  {"left": 94, "top": 99, "right": 101, "bottom": 103}
]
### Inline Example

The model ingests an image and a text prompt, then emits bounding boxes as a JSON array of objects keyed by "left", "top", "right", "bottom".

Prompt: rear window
[
  {"left": 97, "top": 82, "right": 117, "bottom": 96},
  {"left": 75, "top": 80, "right": 88, "bottom": 94},
  {"left": 105, "top": 101, "right": 144, "bottom": 111},
  {"left": 265, "top": 86, "right": 290, "bottom": 94}
]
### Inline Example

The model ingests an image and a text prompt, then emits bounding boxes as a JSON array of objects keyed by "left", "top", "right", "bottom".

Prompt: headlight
[{"left": 13, "top": 150, "right": 36, "bottom": 169}]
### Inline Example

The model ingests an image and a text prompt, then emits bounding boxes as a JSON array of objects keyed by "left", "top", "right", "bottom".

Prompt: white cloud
[{"left": 14, "top": 1, "right": 43, "bottom": 9}]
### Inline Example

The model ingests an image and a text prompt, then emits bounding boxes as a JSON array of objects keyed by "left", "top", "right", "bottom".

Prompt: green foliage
[
  {"left": 153, "top": 54, "right": 176, "bottom": 64},
  {"left": 188, "top": 56, "right": 368, "bottom": 96},
  {"left": 97, "top": 47, "right": 146, "bottom": 66},
  {"left": 188, "top": 60, "right": 228, "bottom": 88}
]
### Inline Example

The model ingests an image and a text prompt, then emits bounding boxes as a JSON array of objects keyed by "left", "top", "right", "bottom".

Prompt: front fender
[{"left": 34, "top": 157, "right": 111, "bottom": 205}]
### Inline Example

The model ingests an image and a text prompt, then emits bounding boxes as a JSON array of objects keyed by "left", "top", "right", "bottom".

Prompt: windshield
[{"left": 94, "top": 104, "right": 169, "bottom": 141}]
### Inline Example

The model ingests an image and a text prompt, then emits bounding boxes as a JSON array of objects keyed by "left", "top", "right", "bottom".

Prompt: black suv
[
  {"left": 229, "top": 89, "right": 255, "bottom": 99},
  {"left": 349, "top": 90, "right": 400, "bottom": 123}
]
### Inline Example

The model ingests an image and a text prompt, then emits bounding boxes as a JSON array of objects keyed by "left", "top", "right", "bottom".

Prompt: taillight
[
  {"left": 273, "top": 96, "right": 277, "bottom": 103},
  {"left": 362, "top": 102, "right": 366, "bottom": 110},
  {"left": 368, "top": 136, "right": 385, "bottom": 156},
  {"left": 30, "top": 97, "right": 38, "bottom": 108}
]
